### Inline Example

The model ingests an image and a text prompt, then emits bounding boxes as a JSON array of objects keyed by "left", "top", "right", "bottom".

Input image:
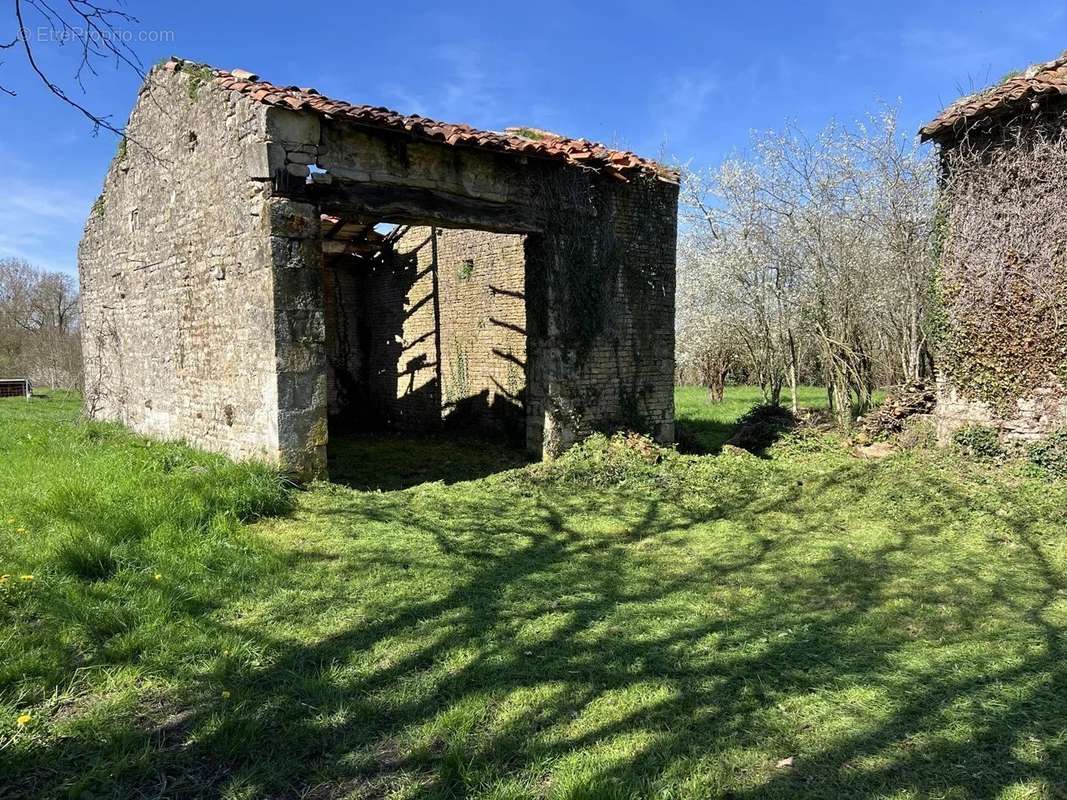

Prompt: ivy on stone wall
[
  {"left": 184, "top": 65, "right": 215, "bottom": 102},
  {"left": 936, "top": 123, "right": 1067, "bottom": 411},
  {"left": 529, "top": 170, "right": 671, "bottom": 366}
]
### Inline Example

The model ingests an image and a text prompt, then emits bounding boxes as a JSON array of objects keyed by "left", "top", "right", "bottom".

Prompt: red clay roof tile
[
  {"left": 161, "top": 58, "right": 677, "bottom": 183},
  {"left": 921, "top": 50, "right": 1067, "bottom": 141}
]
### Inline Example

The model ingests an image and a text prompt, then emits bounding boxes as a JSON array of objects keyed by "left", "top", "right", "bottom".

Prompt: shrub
[
  {"left": 774, "top": 427, "right": 850, "bottom": 457},
  {"left": 1026, "top": 430, "right": 1067, "bottom": 479},
  {"left": 952, "top": 425, "right": 1005, "bottom": 462},
  {"left": 527, "top": 432, "right": 674, "bottom": 488},
  {"left": 897, "top": 416, "right": 938, "bottom": 451}
]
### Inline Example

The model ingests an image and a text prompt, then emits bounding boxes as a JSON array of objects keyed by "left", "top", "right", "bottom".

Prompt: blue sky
[{"left": 2, "top": 0, "right": 1066, "bottom": 276}]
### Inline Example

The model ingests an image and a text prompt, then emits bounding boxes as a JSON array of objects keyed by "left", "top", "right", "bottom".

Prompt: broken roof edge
[
  {"left": 157, "top": 57, "right": 680, "bottom": 185},
  {"left": 920, "top": 50, "right": 1067, "bottom": 143}
]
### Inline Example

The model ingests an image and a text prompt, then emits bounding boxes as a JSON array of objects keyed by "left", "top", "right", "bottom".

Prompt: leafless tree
[
  {"left": 851, "top": 112, "right": 938, "bottom": 384},
  {"left": 0, "top": 257, "right": 82, "bottom": 389},
  {"left": 681, "top": 154, "right": 805, "bottom": 409},
  {"left": 678, "top": 110, "right": 937, "bottom": 424},
  {"left": 675, "top": 238, "right": 741, "bottom": 401}
]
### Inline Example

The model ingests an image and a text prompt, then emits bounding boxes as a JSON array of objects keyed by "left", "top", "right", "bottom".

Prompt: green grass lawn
[{"left": 2, "top": 390, "right": 1066, "bottom": 799}]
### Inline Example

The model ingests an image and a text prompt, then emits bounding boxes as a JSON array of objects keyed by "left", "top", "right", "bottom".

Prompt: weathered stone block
[
  {"left": 275, "top": 340, "right": 325, "bottom": 373},
  {"left": 266, "top": 107, "right": 320, "bottom": 147},
  {"left": 268, "top": 199, "right": 319, "bottom": 239},
  {"left": 275, "top": 309, "right": 326, "bottom": 343},
  {"left": 278, "top": 369, "right": 328, "bottom": 410},
  {"left": 243, "top": 139, "right": 272, "bottom": 180},
  {"left": 286, "top": 150, "right": 316, "bottom": 165}
]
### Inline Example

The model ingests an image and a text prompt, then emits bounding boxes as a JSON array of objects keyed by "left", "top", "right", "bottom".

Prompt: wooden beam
[
  {"left": 322, "top": 240, "right": 381, "bottom": 256},
  {"left": 311, "top": 180, "right": 544, "bottom": 235}
]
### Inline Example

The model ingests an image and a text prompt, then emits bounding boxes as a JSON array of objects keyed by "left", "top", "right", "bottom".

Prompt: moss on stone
[{"left": 185, "top": 64, "right": 215, "bottom": 102}]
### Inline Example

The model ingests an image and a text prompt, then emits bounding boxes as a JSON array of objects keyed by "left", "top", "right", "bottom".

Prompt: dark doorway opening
[{"left": 319, "top": 216, "right": 530, "bottom": 486}]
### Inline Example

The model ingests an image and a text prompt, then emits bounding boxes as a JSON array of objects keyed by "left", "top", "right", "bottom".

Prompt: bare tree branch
[
  {"left": 3, "top": 0, "right": 147, "bottom": 137},
  {"left": 0, "top": 35, "right": 18, "bottom": 95}
]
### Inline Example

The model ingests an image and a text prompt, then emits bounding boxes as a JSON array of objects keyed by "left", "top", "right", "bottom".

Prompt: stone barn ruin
[
  {"left": 79, "top": 59, "right": 678, "bottom": 478},
  {"left": 921, "top": 52, "right": 1067, "bottom": 443}
]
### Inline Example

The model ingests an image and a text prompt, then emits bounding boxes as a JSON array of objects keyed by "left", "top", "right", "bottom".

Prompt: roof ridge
[
  {"left": 158, "top": 57, "right": 678, "bottom": 184},
  {"left": 921, "top": 49, "right": 1067, "bottom": 141}
]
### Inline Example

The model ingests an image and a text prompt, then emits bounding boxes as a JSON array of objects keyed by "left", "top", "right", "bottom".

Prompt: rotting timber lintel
[{"left": 307, "top": 180, "right": 545, "bottom": 235}]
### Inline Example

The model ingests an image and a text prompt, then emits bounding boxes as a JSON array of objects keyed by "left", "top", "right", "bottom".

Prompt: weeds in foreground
[{"left": 0, "top": 396, "right": 290, "bottom": 713}]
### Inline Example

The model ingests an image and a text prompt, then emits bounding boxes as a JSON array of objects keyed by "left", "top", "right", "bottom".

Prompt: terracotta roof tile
[
  {"left": 162, "top": 58, "right": 677, "bottom": 183},
  {"left": 921, "top": 51, "right": 1067, "bottom": 141}
]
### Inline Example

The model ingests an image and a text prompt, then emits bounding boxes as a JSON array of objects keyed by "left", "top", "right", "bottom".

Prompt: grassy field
[
  {"left": 2, "top": 389, "right": 1066, "bottom": 799},
  {"left": 674, "top": 385, "right": 831, "bottom": 451}
]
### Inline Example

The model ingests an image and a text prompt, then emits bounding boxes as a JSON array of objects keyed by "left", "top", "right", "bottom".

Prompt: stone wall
[
  {"left": 525, "top": 174, "right": 677, "bottom": 454},
  {"left": 266, "top": 197, "right": 328, "bottom": 478},
  {"left": 294, "top": 112, "right": 676, "bottom": 454},
  {"left": 932, "top": 113, "right": 1067, "bottom": 447},
  {"left": 79, "top": 68, "right": 281, "bottom": 463},
  {"left": 935, "top": 377, "right": 1067, "bottom": 444},
  {"left": 79, "top": 65, "right": 330, "bottom": 478}
]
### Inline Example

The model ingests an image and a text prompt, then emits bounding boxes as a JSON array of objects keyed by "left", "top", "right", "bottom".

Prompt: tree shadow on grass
[
  {"left": 327, "top": 431, "right": 531, "bottom": 491},
  {"left": 674, "top": 418, "right": 739, "bottom": 454},
  {"left": 7, "top": 457, "right": 1067, "bottom": 799}
]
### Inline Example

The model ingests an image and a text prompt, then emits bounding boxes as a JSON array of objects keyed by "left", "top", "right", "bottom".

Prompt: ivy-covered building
[
  {"left": 79, "top": 59, "right": 678, "bottom": 479},
  {"left": 921, "top": 53, "right": 1067, "bottom": 443}
]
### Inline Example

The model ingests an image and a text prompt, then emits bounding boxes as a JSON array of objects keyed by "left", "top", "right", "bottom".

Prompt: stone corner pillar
[{"left": 267, "top": 196, "right": 328, "bottom": 480}]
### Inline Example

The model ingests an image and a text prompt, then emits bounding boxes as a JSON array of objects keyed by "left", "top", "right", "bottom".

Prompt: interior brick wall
[
  {"left": 320, "top": 227, "right": 526, "bottom": 436},
  {"left": 434, "top": 229, "right": 526, "bottom": 434}
]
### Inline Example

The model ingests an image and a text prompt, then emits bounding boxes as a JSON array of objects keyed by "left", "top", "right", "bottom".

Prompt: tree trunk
[
  {"left": 769, "top": 375, "right": 784, "bottom": 406},
  {"left": 831, "top": 373, "right": 852, "bottom": 428},
  {"left": 787, "top": 330, "right": 799, "bottom": 414},
  {"left": 788, "top": 364, "right": 799, "bottom": 414}
]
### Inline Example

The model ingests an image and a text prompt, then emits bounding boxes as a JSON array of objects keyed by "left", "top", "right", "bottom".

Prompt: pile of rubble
[{"left": 857, "top": 381, "right": 937, "bottom": 441}]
